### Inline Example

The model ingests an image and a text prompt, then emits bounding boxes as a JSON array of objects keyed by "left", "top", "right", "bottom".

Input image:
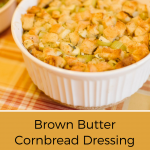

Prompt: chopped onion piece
[
  {"left": 59, "top": 29, "right": 71, "bottom": 39},
  {"left": 78, "top": 30, "right": 87, "bottom": 38},
  {"left": 71, "top": 47, "right": 80, "bottom": 56},
  {"left": 39, "top": 42, "right": 44, "bottom": 51}
]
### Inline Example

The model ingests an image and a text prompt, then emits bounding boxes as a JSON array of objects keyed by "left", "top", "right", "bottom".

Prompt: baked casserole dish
[{"left": 12, "top": 0, "right": 150, "bottom": 108}]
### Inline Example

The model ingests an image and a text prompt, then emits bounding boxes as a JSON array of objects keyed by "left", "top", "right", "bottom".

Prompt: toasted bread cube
[
  {"left": 22, "top": 34, "right": 40, "bottom": 44},
  {"left": 94, "top": 46, "right": 103, "bottom": 55},
  {"left": 126, "top": 20, "right": 137, "bottom": 35},
  {"left": 95, "top": 62, "right": 112, "bottom": 72},
  {"left": 38, "top": 0, "right": 52, "bottom": 8},
  {"left": 138, "top": 20, "right": 150, "bottom": 32},
  {"left": 122, "top": 1, "right": 138, "bottom": 15},
  {"left": 138, "top": 3, "right": 148, "bottom": 14},
  {"left": 88, "top": 61, "right": 113, "bottom": 72},
  {"left": 122, "top": 55, "right": 134, "bottom": 66},
  {"left": 52, "top": 10, "right": 61, "bottom": 19},
  {"left": 76, "top": 21, "right": 90, "bottom": 32},
  {"left": 21, "top": 14, "right": 35, "bottom": 30},
  {"left": 42, "top": 33, "right": 58, "bottom": 43},
  {"left": 65, "top": 56, "right": 79, "bottom": 66},
  {"left": 48, "top": 18, "right": 57, "bottom": 26},
  {"left": 74, "top": 10, "right": 91, "bottom": 22},
  {"left": 58, "top": 14, "right": 71, "bottom": 24},
  {"left": 43, "top": 47, "right": 62, "bottom": 57},
  {"left": 34, "top": 18, "right": 46, "bottom": 27},
  {"left": 132, "top": 43, "right": 149, "bottom": 61},
  {"left": 27, "top": 6, "right": 41, "bottom": 14},
  {"left": 36, "top": 9, "right": 51, "bottom": 20},
  {"left": 80, "top": 39, "right": 97, "bottom": 55},
  {"left": 32, "top": 48, "right": 44, "bottom": 61},
  {"left": 103, "top": 26, "right": 118, "bottom": 42},
  {"left": 60, "top": 42, "right": 73, "bottom": 54},
  {"left": 102, "top": 16, "right": 117, "bottom": 28},
  {"left": 49, "top": 24, "right": 64, "bottom": 34},
  {"left": 115, "top": 21, "right": 126, "bottom": 37},
  {"left": 119, "top": 36, "right": 136, "bottom": 47},
  {"left": 29, "top": 27, "right": 41, "bottom": 35},
  {"left": 44, "top": 55, "right": 66, "bottom": 68},
  {"left": 110, "top": 3, "right": 122, "bottom": 13},
  {"left": 92, "top": 13, "right": 104, "bottom": 24},
  {"left": 99, "top": 47, "right": 121, "bottom": 60},
  {"left": 134, "top": 26, "right": 147, "bottom": 36},
  {"left": 132, "top": 16, "right": 142, "bottom": 24},
  {"left": 116, "top": 11, "right": 131, "bottom": 23},
  {"left": 119, "top": 36, "right": 131, "bottom": 45},
  {"left": 69, "top": 31, "right": 80, "bottom": 46},
  {"left": 64, "top": 0, "right": 81, "bottom": 6},
  {"left": 65, "top": 20, "right": 77, "bottom": 31},
  {"left": 87, "top": 64, "right": 98, "bottom": 72},
  {"left": 71, "top": 62, "right": 87, "bottom": 72},
  {"left": 49, "top": 0, "right": 62, "bottom": 7},
  {"left": 87, "top": 24, "right": 99, "bottom": 39},
  {"left": 132, "top": 34, "right": 149, "bottom": 46},
  {"left": 97, "top": 0, "right": 109, "bottom": 9}
]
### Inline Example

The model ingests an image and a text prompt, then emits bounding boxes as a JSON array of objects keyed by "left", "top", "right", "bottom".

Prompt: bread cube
[
  {"left": 38, "top": 0, "right": 52, "bottom": 8},
  {"left": 134, "top": 26, "right": 147, "bottom": 36},
  {"left": 103, "top": 26, "right": 118, "bottom": 42},
  {"left": 116, "top": 11, "right": 131, "bottom": 23},
  {"left": 21, "top": 14, "right": 35, "bottom": 30},
  {"left": 80, "top": 39, "right": 97, "bottom": 55},
  {"left": 115, "top": 21, "right": 126, "bottom": 37},
  {"left": 42, "top": 33, "right": 58, "bottom": 43}
]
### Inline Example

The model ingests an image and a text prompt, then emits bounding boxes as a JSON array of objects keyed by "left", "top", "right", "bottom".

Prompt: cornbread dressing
[{"left": 21, "top": 0, "right": 150, "bottom": 72}]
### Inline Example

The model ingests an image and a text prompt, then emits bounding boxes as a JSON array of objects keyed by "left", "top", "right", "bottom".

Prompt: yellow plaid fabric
[{"left": 0, "top": 28, "right": 150, "bottom": 110}]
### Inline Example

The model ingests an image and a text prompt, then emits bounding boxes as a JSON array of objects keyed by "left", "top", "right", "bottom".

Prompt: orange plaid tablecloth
[{"left": 0, "top": 28, "right": 150, "bottom": 110}]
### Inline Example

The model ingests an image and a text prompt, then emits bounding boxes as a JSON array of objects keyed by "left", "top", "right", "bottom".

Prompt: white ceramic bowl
[
  {"left": 0, "top": 0, "right": 16, "bottom": 33},
  {"left": 11, "top": 0, "right": 150, "bottom": 108}
]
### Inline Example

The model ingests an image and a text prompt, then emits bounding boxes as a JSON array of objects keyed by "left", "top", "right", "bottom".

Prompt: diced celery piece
[
  {"left": 92, "top": 0, "right": 97, "bottom": 7},
  {"left": 67, "top": 5, "right": 76, "bottom": 12},
  {"left": 139, "top": 12, "right": 148, "bottom": 20},
  {"left": 77, "top": 55, "right": 94, "bottom": 63},
  {"left": 46, "top": 7, "right": 60, "bottom": 13},
  {"left": 110, "top": 41, "right": 124, "bottom": 49},
  {"left": 120, "top": 44, "right": 127, "bottom": 51},
  {"left": 108, "top": 60, "right": 117, "bottom": 68},
  {"left": 39, "top": 31, "right": 46, "bottom": 39},
  {"left": 78, "top": 7, "right": 86, "bottom": 12},
  {"left": 97, "top": 40, "right": 112, "bottom": 46},
  {"left": 99, "top": 25, "right": 104, "bottom": 35}
]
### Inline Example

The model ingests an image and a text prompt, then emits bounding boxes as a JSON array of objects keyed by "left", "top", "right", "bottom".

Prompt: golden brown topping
[{"left": 21, "top": 0, "right": 150, "bottom": 72}]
